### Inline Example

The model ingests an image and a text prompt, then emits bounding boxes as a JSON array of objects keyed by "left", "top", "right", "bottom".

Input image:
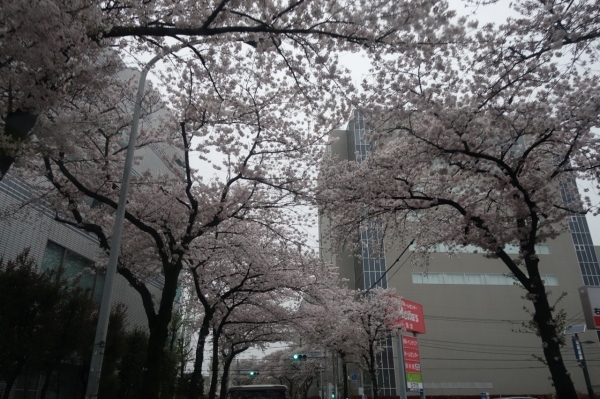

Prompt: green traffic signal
[{"left": 292, "top": 354, "right": 307, "bottom": 361}]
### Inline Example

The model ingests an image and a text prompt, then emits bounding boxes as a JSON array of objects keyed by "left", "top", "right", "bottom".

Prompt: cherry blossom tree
[
  {"left": 319, "top": 1, "right": 600, "bottom": 397},
  {"left": 1, "top": 0, "right": 462, "bottom": 180},
  {"left": 295, "top": 287, "right": 359, "bottom": 399},
  {"left": 217, "top": 319, "right": 289, "bottom": 399},
  {"left": 297, "top": 288, "right": 403, "bottom": 399},
  {"left": 16, "top": 40, "right": 342, "bottom": 399},
  {"left": 184, "top": 218, "right": 338, "bottom": 399}
]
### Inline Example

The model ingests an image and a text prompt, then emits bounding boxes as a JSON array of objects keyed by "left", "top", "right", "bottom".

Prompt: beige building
[{"left": 320, "top": 114, "right": 600, "bottom": 396}]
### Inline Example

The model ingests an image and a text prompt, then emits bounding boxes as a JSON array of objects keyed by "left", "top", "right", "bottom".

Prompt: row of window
[
  {"left": 419, "top": 243, "right": 551, "bottom": 255},
  {"left": 412, "top": 272, "right": 558, "bottom": 286},
  {"left": 424, "top": 382, "right": 493, "bottom": 389}
]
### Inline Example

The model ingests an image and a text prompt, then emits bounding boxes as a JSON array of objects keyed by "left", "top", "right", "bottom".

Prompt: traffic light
[
  {"left": 331, "top": 394, "right": 335, "bottom": 399},
  {"left": 292, "top": 354, "right": 307, "bottom": 361},
  {"left": 249, "top": 371, "right": 260, "bottom": 376}
]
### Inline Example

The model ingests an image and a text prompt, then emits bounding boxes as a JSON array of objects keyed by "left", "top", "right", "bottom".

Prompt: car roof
[{"left": 228, "top": 385, "right": 288, "bottom": 391}]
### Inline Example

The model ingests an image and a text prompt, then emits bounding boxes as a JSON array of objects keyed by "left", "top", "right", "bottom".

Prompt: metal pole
[
  {"left": 320, "top": 362, "right": 324, "bottom": 399},
  {"left": 396, "top": 334, "right": 407, "bottom": 399},
  {"left": 575, "top": 334, "right": 595, "bottom": 399},
  {"left": 334, "top": 353, "right": 339, "bottom": 399},
  {"left": 414, "top": 333, "right": 425, "bottom": 399},
  {"left": 84, "top": 40, "right": 200, "bottom": 398}
]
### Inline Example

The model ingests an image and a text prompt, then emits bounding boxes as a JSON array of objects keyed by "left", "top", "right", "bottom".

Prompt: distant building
[{"left": 320, "top": 112, "right": 600, "bottom": 396}]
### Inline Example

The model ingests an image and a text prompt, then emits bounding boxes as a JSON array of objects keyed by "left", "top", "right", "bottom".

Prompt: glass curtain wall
[
  {"left": 347, "top": 112, "right": 396, "bottom": 396},
  {"left": 559, "top": 177, "right": 600, "bottom": 286}
]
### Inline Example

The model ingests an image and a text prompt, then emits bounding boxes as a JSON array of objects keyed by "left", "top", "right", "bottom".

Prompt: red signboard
[
  {"left": 402, "top": 336, "right": 422, "bottom": 374},
  {"left": 398, "top": 299, "right": 426, "bottom": 334}
]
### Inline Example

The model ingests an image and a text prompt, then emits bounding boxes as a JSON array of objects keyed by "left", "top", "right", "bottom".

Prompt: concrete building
[
  {"left": 0, "top": 138, "right": 184, "bottom": 397},
  {"left": 320, "top": 113, "right": 600, "bottom": 396}
]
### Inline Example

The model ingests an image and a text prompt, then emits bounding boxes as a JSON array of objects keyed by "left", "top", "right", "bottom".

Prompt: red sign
[
  {"left": 403, "top": 335, "right": 419, "bottom": 349},
  {"left": 402, "top": 336, "right": 422, "bottom": 374},
  {"left": 403, "top": 348, "right": 420, "bottom": 362},
  {"left": 398, "top": 299, "right": 426, "bottom": 334},
  {"left": 405, "top": 361, "right": 421, "bottom": 373}
]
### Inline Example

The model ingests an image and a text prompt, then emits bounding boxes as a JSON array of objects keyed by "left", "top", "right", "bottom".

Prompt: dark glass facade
[{"left": 347, "top": 112, "right": 396, "bottom": 396}]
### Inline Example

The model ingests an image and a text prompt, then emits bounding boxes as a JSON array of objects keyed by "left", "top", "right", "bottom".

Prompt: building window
[
  {"left": 417, "top": 243, "right": 550, "bottom": 255},
  {"left": 41, "top": 241, "right": 104, "bottom": 302},
  {"left": 412, "top": 272, "right": 558, "bottom": 286}
]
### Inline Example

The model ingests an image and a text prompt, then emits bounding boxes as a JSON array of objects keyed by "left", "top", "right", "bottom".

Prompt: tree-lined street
[{"left": 1, "top": 0, "right": 600, "bottom": 398}]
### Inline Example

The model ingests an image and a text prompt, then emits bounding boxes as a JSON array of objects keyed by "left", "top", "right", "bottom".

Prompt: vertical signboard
[{"left": 402, "top": 336, "right": 423, "bottom": 391}]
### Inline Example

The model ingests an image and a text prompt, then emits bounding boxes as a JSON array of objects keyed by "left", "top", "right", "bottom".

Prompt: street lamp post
[{"left": 84, "top": 41, "right": 199, "bottom": 398}]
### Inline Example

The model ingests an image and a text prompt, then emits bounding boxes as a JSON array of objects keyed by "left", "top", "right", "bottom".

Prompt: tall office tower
[{"left": 320, "top": 112, "right": 600, "bottom": 396}]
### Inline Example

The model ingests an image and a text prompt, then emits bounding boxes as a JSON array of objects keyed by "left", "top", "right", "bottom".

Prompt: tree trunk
[
  {"left": 220, "top": 347, "right": 249, "bottom": 399},
  {"left": 140, "top": 266, "right": 181, "bottom": 399},
  {"left": 302, "top": 379, "right": 312, "bottom": 399},
  {"left": 366, "top": 342, "right": 379, "bottom": 399},
  {"left": 188, "top": 315, "right": 213, "bottom": 399},
  {"left": 527, "top": 265, "right": 577, "bottom": 399},
  {"left": 340, "top": 353, "right": 348, "bottom": 399},
  {"left": 208, "top": 327, "right": 221, "bottom": 399},
  {"left": 220, "top": 355, "right": 233, "bottom": 399}
]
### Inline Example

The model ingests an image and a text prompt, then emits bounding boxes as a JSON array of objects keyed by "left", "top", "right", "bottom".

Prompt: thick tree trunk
[
  {"left": 189, "top": 317, "right": 212, "bottom": 399},
  {"left": 140, "top": 266, "right": 181, "bottom": 399},
  {"left": 529, "top": 273, "right": 577, "bottom": 399}
]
